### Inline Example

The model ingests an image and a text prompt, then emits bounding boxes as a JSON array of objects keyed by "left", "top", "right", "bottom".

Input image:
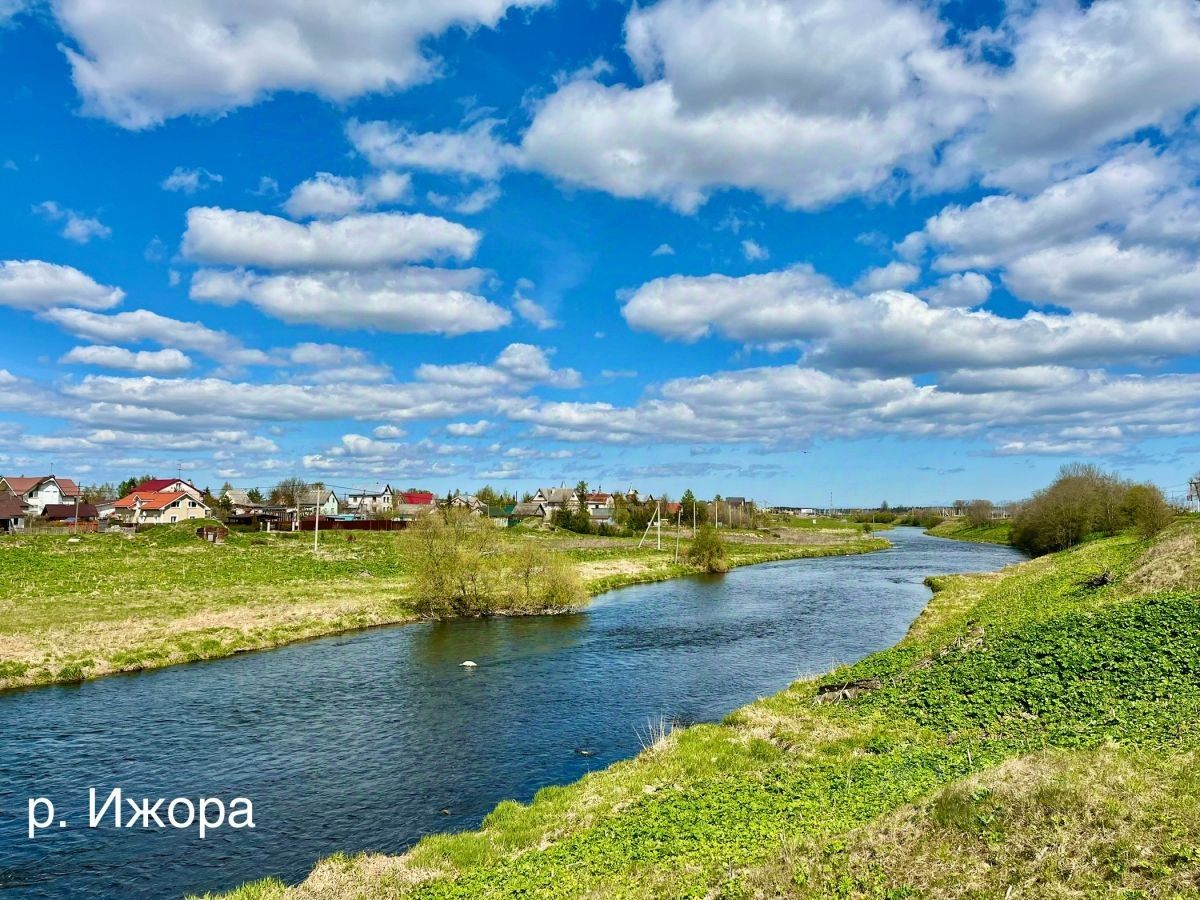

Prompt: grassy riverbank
[
  {"left": 211, "top": 520, "right": 1200, "bottom": 899},
  {"left": 0, "top": 523, "right": 884, "bottom": 691},
  {"left": 926, "top": 519, "right": 1013, "bottom": 545}
]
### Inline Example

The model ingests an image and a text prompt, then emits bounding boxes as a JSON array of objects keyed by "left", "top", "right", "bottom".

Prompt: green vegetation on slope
[
  {"left": 0, "top": 522, "right": 885, "bottom": 690},
  {"left": 926, "top": 519, "right": 1013, "bottom": 545},
  {"left": 208, "top": 520, "right": 1200, "bottom": 900}
]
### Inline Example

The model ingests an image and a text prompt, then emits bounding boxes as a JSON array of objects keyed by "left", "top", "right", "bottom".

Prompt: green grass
[
  {"left": 204, "top": 520, "right": 1200, "bottom": 899},
  {"left": 0, "top": 523, "right": 885, "bottom": 691},
  {"left": 927, "top": 519, "right": 1013, "bottom": 545}
]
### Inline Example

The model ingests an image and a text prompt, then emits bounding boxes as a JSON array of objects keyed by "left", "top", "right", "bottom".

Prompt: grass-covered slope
[
  {"left": 210, "top": 520, "right": 1200, "bottom": 899},
  {"left": 0, "top": 524, "right": 884, "bottom": 691},
  {"left": 926, "top": 519, "right": 1013, "bottom": 545}
]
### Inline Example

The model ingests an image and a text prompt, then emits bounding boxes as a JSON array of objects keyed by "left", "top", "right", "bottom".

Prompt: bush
[
  {"left": 504, "top": 540, "right": 586, "bottom": 612},
  {"left": 411, "top": 510, "right": 585, "bottom": 616},
  {"left": 687, "top": 524, "right": 729, "bottom": 573},
  {"left": 1121, "top": 484, "right": 1174, "bottom": 539}
]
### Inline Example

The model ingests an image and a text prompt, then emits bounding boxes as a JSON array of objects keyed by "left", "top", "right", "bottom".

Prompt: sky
[{"left": 0, "top": 0, "right": 1198, "bottom": 507}]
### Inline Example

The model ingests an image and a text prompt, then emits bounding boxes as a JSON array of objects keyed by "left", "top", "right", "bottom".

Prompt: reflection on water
[{"left": 0, "top": 528, "right": 1023, "bottom": 899}]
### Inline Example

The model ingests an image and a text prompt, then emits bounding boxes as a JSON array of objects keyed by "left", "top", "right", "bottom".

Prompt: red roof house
[{"left": 400, "top": 490, "right": 436, "bottom": 506}]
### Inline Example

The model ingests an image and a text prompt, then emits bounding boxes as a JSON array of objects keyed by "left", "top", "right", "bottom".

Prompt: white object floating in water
[{"left": 459, "top": 660, "right": 478, "bottom": 668}]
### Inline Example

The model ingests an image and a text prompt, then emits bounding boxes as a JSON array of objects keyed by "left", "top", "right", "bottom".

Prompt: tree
[
  {"left": 1121, "top": 484, "right": 1174, "bottom": 539},
  {"left": 246, "top": 487, "right": 264, "bottom": 504},
  {"left": 687, "top": 524, "right": 729, "bottom": 573},
  {"left": 270, "top": 477, "right": 309, "bottom": 506},
  {"left": 680, "top": 489, "right": 708, "bottom": 527},
  {"left": 1010, "top": 464, "right": 1146, "bottom": 556},
  {"left": 118, "top": 474, "right": 154, "bottom": 497},
  {"left": 965, "top": 498, "right": 994, "bottom": 527},
  {"left": 572, "top": 480, "right": 593, "bottom": 533}
]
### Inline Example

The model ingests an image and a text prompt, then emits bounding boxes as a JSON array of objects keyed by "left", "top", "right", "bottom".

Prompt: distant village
[
  {"left": 0, "top": 472, "right": 1028, "bottom": 539},
  {"left": 0, "top": 473, "right": 764, "bottom": 535}
]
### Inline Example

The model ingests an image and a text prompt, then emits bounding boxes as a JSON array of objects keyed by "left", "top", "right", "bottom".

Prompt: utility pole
[
  {"left": 674, "top": 505, "right": 682, "bottom": 562},
  {"left": 73, "top": 493, "right": 80, "bottom": 536},
  {"left": 313, "top": 486, "right": 321, "bottom": 553}
]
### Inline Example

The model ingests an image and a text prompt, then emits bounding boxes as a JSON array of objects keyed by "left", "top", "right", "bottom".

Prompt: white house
[
  {"left": 532, "top": 487, "right": 576, "bottom": 519},
  {"left": 345, "top": 484, "right": 394, "bottom": 516},
  {"left": 0, "top": 475, "right": 82, "bottom": 516},
  {"left": 299, "top": 489, "right": 340, "bottom": 517}
]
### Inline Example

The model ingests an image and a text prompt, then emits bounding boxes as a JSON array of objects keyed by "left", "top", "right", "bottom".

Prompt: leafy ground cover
[
  {"left": 926, "top": 519, "right": 1013, "bottom": 545},
  {"left": 0, "top": 523, "right": 884, "bottom": 690},
  {"left": 206, "top": 520, "right": 1200, "bottom": 899}
]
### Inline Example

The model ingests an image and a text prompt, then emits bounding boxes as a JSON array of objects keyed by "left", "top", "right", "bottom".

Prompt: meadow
[
  {"left": 0, "top": 521, "right": 884, "bottom": 690},
  {"left": 207, "top": 519, "right": 1200, "bottom": 899}
]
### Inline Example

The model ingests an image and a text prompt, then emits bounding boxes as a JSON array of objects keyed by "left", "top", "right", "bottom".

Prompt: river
[{"left": 0, "top": 527, "right": 1023, "bottom": 898}]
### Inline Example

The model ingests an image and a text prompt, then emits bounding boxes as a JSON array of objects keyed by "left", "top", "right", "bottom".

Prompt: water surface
[{"left": 0, "top": 528, "right": 1023, "bottom": 898}]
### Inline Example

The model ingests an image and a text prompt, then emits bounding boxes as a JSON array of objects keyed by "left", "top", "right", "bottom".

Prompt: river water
[{"left": 0, "top": 527, "right": 1023, "bottom": 898}]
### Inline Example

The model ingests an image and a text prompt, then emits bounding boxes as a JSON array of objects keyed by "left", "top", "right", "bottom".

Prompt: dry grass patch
[
  {"left": 1121, "top": 522, "right": 1200, "bottom": 596},
  {"left": 752, "top": 747, "right": 1200, "bottom": 899}
]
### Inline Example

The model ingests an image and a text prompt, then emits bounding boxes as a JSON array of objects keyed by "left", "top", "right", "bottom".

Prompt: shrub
[
  {"left": 412, "top": 511, "right": 585, "bottom": 616},
  {"left": 688, "top": 524, "right": 729, "bottom": 573},
  {"left": 1121, "top": 484, "right": 1174, "bottom": 539},
  {"left": 504, "top": 540, "right": 586, "bottom": 613}
]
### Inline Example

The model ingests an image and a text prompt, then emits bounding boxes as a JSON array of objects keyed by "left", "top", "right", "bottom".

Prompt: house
[
  {"left": 95, "top": 499, "right": 120, "bottom": 520},
  {"left": 532, "top": 487, "right": 576, "bottom": 518},
  {"left": 132, "top": 478, "right": 204, "bottom": 502},
  {"left": 449, "top": 495, "right": 488, "bottom": 515},
  {"left": 392, "top": 503, "right": 436, "bottom": 523},
  {"left": 488, "top": 503, "right": 517, "bottom": 526},
  {"left": 220, "top": 488, "right": 263, "bottom": 513},
  {"left": 585, "top": 492, "right": 614, "bottom": 511},
  {"left": 226, "top": 506, "right": 291, "bottom": 531},
  {"left": 399, "top": 490, "right": 436, "bottom": 506},
  {"left": 112, "top": 491, "right": 211, "bottom": 525},
  {"left": 41, "top": 503, "right": 99, "bottom": 523},
  {"left": 345, "top": 484, "right": 393, "bottom": 516},
  {"left": 0, "top": 475, "right": 81, "bottom": 516},
  {"left": 0, "top": 495, "right": 30, "bottom": 532},
  {"left": 298, "top": 489, "right": 340, "bottom": 517},
  {"left": 589, "top": 507, "right": 616, "bottom": 528},
  {"left": 511, "top": 500, "right": 547, "bottom": 521}
]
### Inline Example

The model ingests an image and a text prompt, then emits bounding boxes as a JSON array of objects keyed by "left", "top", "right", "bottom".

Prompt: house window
[
  {"left": 188, "top": 501, "right": 196, "bottom": 508},
  {"left": 170, "top": 515, "right": 177, "bottom": 522}
]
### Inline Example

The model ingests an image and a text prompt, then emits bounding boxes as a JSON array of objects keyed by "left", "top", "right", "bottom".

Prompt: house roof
[
  {"left": 114, "top": 491, "right": 196, "bottom": 511},
  {"left": 392, "top": 503, "right": 435, "bottom": 518},
  {"left": 222, "top": 488, "right": 255, "bottom": 506},
  {"left": 400, "top": 490, "right": 435, "bottom": 505},
  {"left": 488, "top": 503, "right": 516, "bottom": 517},
  {"left": 1, "top": 476, "right": 81, "bottom": 497},
  {"left": 537, "top": 487, "right": 575, "bottom": 504},
  {"left": 512, "top": 501, "right": 546, "bottom": 517},
  {"left": 42, "top": 503, "right": 99, "bottom": 520},
  {"left": 0, "top": 496, "right": 29, "bottom": 518},
  {"left": 586, "top": 492, "right": 612, "bottom": 502},
  {"left": 301, "top": 489, "right": 337, "bottom": 505},
  {"left": 133, "top": 478, "right": 199, "bottom": 494}
]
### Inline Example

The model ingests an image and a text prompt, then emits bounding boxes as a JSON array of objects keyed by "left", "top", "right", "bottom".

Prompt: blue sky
[{"left": 0, "top": 0, "right": 1198, "bottom": 506}]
